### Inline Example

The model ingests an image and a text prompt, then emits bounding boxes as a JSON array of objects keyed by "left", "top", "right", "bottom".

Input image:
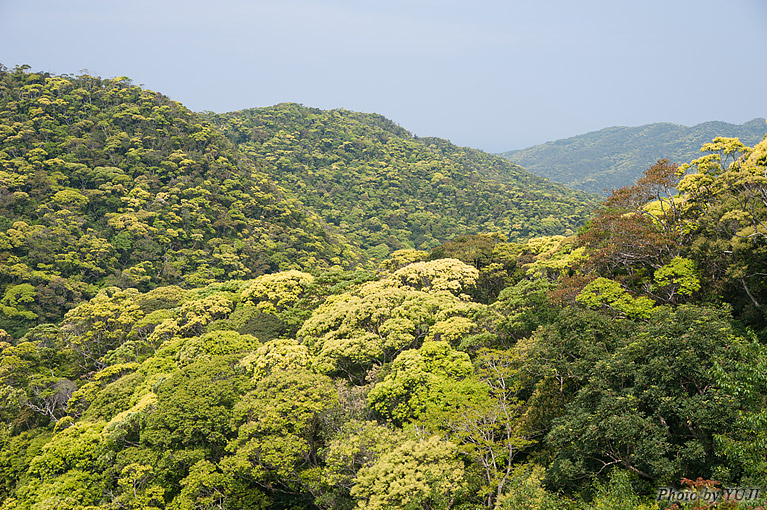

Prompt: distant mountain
[
  {"left": 500, "top": 119, "right": 767, "bottom": 194},
  {"left": 207, "top": 104, "right": 597, "bottom": 257}
]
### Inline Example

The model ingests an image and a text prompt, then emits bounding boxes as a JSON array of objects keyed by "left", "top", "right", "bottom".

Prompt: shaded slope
[
  {"left": 207, "top": 104, "right": 597, "bottom": 256},
  {"left": 500, "top": 119, "right": 766, "bottom": 194}
]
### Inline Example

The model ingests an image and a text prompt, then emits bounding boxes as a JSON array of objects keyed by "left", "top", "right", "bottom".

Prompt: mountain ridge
[
  {"left": 500, "top": 118, "right": 766, "bottom": 194},
  {"left": 206, "top": 103, "right": 597, "bottom": 256}
]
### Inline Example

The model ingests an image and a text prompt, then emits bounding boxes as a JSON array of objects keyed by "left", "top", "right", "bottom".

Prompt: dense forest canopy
[
  {"left": 205, "top": 104, "right": 596, "bottom": 256},
  {"left": 0, "top": 66, "right": 364, "bottom": 337},
  {"left": 0, "top": 65, "right": 766, "bottom": 510},
  {"left": 0, "top": 67, "right": 596, "bottom": 337}
]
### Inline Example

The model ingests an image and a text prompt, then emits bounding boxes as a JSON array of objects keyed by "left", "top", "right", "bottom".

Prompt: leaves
[
  {"left": 350, "top": 435, "right": 466, "bottom": 510},
  {"left": 208, "top": 103, "right": 596, "bottom": 254}
]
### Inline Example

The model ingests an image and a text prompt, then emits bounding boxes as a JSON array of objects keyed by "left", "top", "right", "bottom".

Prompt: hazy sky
[{"left": 1, "top": 0, "right": 765, "bottom": 152}]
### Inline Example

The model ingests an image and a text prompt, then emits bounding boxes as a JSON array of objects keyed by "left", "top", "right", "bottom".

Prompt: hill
[
  {"left": 0, "top": 68, "right": 597, "bottom": 334},
  {"left": 206, "top": 104, "right": 597, "bottom": 258},
  {"left": 500, "top": 119, "right": 767, "bottom": 194},
  {"left": 0, "top": 67, "right": 358, "bottom": 335}
]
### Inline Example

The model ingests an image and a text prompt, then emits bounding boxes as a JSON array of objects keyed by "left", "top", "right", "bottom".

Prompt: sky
[{"left": 1, "top": 0, "right": 765, "bottom": 152}]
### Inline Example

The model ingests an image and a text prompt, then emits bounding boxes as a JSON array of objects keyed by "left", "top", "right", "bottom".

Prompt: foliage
[
  {"left": 576, "top": 277, "right": 655, "bottom": 319},
  {"left": 428, "top": 234, "right": 525, "bottom": 303},
  {"left": 141, "top": 355, "right": 251, "bottom": 455},
  {"left": 677, "top": 134, "right": 767, "bottom": 333},
  {"left": 240, "top": 270, "right": 314, "bottom": 313},
  {"left": 207, "top": 103, "right": 596, "bottom": 254},
  {"left": 391, "top": 258, "right": 479, "bottom": 297},
  {"left": 0, "top": 67, "right": 358, "bottom": 336},
  {"left": 651, "top": 256, "right": 701, "bottom": 303},
  {"left": 583, "top": 470, "right": 655, "bottom": 510},
  {"left": 380, "top": 249, "right": 429, "bottom": 273},
  {"left": 0, "top": 66, "right": 766, "bottom": 510},
  {"left": 491, "top": 278, "right": 558, "bottom": 343},
  {"left": 239, "top": 338, "right": 310, "bottom": 381},
  {"left": 366, "top": 340, "right": 478, "bottom": 425},
  {"left": 545, "top": 306, "right": 744, "bottom": 489},
  {"left": 297, "top": 272, "right": 482, "bottom": 380},
  {"left": 223, "top": 369, "right": 338, "bottom": 500},
  {"left": 350, "top": 434, "right": 466, "bottom": 510},
  {"left": 322, "top": 420, "right": 405, "bottom": 491},
  {"left": 713, "top": 337, "right": 767, "bottom": 484},
  {"left": 494, "top": 464, "right": 562, "bottom": 510}
]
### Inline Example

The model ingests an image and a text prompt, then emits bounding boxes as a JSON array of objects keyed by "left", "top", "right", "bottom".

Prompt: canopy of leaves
[
  {"left": 1, "top": 66, "right": 766, "bottom": 510},
  {"left": 207, "top": 104, "right": 596, "bottom": 255},
  {"left": 0, "top": 67, "right": 358, "bottom": 336}
]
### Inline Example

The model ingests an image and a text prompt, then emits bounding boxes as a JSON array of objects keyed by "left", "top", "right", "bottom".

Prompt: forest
[
  {"left": 0, "top": 65, "right": 766, "bottom": 510},
  {"left": 204, "top": 105, "right": 594, "bottom": 256}
]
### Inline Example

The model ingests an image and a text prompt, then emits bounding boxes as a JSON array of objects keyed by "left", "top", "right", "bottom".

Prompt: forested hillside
[
  {"left": 0, "top": 67, "right": 363, "bottom": 337},
  {"left": 501, "top": 119, "right": 766, "bottom": 194},
  {"left": 1, "top": 66, "right": 766, "bottom": 510},
  {"left": 0, "top": 68, "right": 597, "bottom": 337},
  {"left": 206, "top": 104, "right": 596, "bottom": 256}
]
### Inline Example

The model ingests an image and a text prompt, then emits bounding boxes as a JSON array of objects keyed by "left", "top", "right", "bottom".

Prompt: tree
[
  {"left": 380, "top": 249, "right": 429, "bottom": 273},
  {"left": 650, "top": 256, "right": 701, "bottom": 304},
  {"left": 367, "top": 341, "right": 479, "bottom": 426},
  {"left": 493, "top": 464, "right": 561, "bottom": 510},
  {"left": 579, "top": 159, "right": 692, "bottom": 289},
  {"left": 60, "top": 287, "right": 143, "bottom": 371},
  {"left": 222, "top": 369, "right": 338, "bottom": 501},
  {"left": 241, "top": 270, "right": 314, "bottom": 313},
  {"left": 676, "top": 135, "right": 767, "bottom": 328},
  {"left": 108, "top": 463, "right": 166, "bottom": 510},
  {"left": 239, "top": 338, "right": 311, "bottom": 381},
  {"left": 576, "top": 277, "right": 655, "bottom": 319},
  {"left": 391, "top": 258, "right": 479, "bottom": 297},
  {"left": 172, "top": 460, "right": 231, "bottom": 510},
  {"left": 491, "top": 278, "right": 558, "bottom": 344},
  {"left": 320, "top": 420, "right": 406, "bottom": 509},
  {"left": 0, "top": 283, "right": 38, "bottom": 337},
  {"left": 350, "top": 435, "right": 466, "bottom": 510},
  {"left": 545, "top": 305, "right": 743, "bottom": 490},
  {"left": 141, "top": 355, "right": 250, "bottom": 458},
  {"left": 421, "top": 349, "right": 535, "bottom": 509},
  {"left": 713, "top": 335, "right": 767, "bottom": 483},
  {"left": 298, "top": 278, "right": 481, "bottom": 381},
  {"left": 22, "top": 376, "right": 77, "bottom": 424}
]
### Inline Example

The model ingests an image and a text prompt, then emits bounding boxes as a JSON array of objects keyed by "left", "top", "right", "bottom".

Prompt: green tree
[
  {"left": 298, "top": 278, "right": 481, "bottom": 381},
  {"left": 650, "top": 256, "right": 701, "bottom": 304},
  {"left": 110, "top": 463, "right": 166, "bottom": 510},
  {"left": 545, "top": 305, "right": 742, "bottom": 490},
  {"left": 60, "top": 287, "right": 143, "bottom": 371},
  {"left": 350, "top": 434, "right": 466, "bottom": 510},
  {"left": 713, "top": 336, "right": 767, "bottom": 484},
  {"left": 677, "top": 134, "right": 767, "bottom": 331},
  {"left": 222, "top": 369, "right": 338, "bottom": 502},
  {"left": 239, "top": 338, "right": 311, "bottom": 381},
  {"left": 241, "top": 270, "right": 314, "bottom": 313},
  {"left": 141, "top": 355, "right": 251, "bottom": 458},
  {"left": 576, "top": 277, "right": 655, "bottom": 319},
  {"left": 320, "top": 420, "right": 406, "bottom": 509},
  {"left": 367, "top": 341, "right": 479, "bottom": 425}
]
